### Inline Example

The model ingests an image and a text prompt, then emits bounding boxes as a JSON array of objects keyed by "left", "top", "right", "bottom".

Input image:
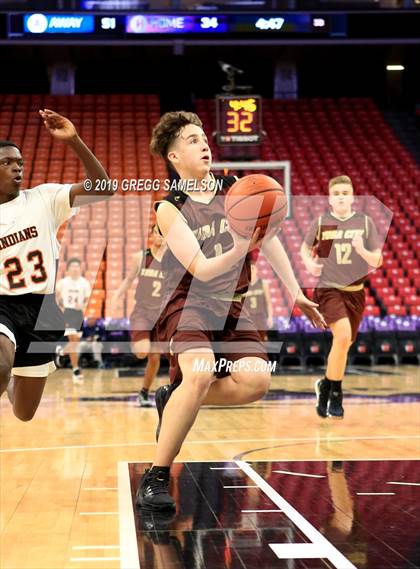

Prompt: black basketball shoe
[
  {"left": 138, "top": 388, "right": 153, "bottom": 408},
  {"left": 135, "top": 468, "right": 176, "bottom": 511},
  {"left": 331, "top": 460, "right": 344, "bottom": 472},
  {"left": 328, "top": 388, "right": 344, "bottom": 419},
  {"left": 314, "top": 378, "right": 330, "bottom": 418},
  {"left": 155, "top": 382, "right": 180, "bottom": 442}
]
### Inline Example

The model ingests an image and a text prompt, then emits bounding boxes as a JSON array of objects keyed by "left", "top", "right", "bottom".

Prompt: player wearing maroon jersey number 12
[{"left": 301, "top": 175, "right": 383, "bottom": 420}]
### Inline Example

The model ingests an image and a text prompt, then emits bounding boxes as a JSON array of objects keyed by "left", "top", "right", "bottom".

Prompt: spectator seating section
[
  {"left": 0, "top": 95, "right": 418, "bottom": 331},
  {"left": 195, "top": 97, "right": 419, "bottom": 321}
]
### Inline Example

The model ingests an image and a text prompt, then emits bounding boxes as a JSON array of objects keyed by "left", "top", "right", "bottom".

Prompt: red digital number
[{"left": 226, "top": 110, "right": 253, "bottom": 133}]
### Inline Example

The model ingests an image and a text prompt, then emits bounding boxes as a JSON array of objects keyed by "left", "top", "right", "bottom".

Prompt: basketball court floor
[{"left": 1, "top": 366, "right": 419, "bottom": 569}]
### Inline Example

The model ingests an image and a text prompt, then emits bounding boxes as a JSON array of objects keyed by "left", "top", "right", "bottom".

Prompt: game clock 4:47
[{"left": 216, "top": 95, "right": 262, "bottom": 145}]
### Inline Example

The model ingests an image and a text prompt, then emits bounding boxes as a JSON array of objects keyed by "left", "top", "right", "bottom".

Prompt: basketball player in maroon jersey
[
  {"left": 112, "top": 225, "right": 166, "bottom": 407},
  {"left": 301, "top": 175, "right": 382, "bottom": 419},
  {"left": 136, "top": 111, "right": 326, "bottom": 511},
  {"left": 243, "top": 258, "right": 273, "bottom": 341}
]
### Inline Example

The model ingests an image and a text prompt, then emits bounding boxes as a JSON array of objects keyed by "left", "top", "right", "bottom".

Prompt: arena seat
[
  {"left": 1, "top": 95, "right": 417, "bottom": 327},
  {"left": 224, "top": 98, "right": 419, "bottom": 322}
]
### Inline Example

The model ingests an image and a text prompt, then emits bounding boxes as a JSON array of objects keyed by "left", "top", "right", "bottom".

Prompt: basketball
[{"left": 225, "top": 174, "right": 287, "bottom": 238}]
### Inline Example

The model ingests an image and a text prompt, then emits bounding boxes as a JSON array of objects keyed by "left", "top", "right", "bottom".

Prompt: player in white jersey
[
  {"left": 0, "top": 109, "right": 110, "bottom": 421},
  {"left": 56, "top": 257, "right": 92, "bottom": 384}
]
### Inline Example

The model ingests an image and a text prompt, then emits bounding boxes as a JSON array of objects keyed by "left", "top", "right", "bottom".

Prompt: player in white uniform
[
  {"left": 0, "top": 109, "right": 110, "bottom": 421},
  {"left": 56, "top": 257, "right": 92, "bottom": 384}
]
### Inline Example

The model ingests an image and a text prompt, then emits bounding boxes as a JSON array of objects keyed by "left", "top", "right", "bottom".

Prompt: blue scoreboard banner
[
  {"left": 8, "top": 12, "right": 340, "bottom": 39},
  {"left": 23, "top": 13, "right": 95, "bottom": 34},
  {"left": 4, "top": 10, "right": 420, "bottom": 42},
  {"left": 126, "top": 15, "right": 229, "bottom": 34}
]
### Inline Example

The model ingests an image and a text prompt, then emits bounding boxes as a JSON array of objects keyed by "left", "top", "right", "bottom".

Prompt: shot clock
[{"left": 216, "top": 95, "right": 262, "bottom": 146}]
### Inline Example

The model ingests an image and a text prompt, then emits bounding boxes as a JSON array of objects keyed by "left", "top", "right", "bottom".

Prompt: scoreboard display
[
  {"left": 4, "top": 12, "right": 419, "bottom": 42},
  {"left": 216, "top": 95, "right": 262, "bottom": 146},
  {"left": 6, "top": 13, "right": 343, "bottom": 40}
]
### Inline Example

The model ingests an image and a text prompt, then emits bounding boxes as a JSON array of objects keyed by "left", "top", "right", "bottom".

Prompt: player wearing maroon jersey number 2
[
  {"left": 0, "top": 110, "right": 110, "bottom": 421},
  {"left": 112, "top": 225, "right": 166, "bottom": 407},
  {"left": 301, "top": 175, "right": 383, "bottom": 420},
  {"left": 135, "top": 111, "right": 326, "bottom": 511}
]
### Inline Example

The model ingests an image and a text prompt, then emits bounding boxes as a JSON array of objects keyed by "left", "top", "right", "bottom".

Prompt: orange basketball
[{"left": 225, "top": 174, "right": 287, "bottom": 238}]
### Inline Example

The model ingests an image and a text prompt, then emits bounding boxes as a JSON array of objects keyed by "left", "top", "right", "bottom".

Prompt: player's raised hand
[
  {"left": 295, "top": 291, "right": 327, "bottom": 329},
  {"left": 39, "top": 109, "right": 78, "bottom": 141},
  {"left": 351, "top": 234, "right": 364, "bottom": 255},
  {"left": 304, "top": 255, "right": 323, "bottom": 277}
]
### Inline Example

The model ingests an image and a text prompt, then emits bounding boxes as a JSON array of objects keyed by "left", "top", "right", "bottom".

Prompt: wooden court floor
[{"left": 0, "top": 366, "right": 419, "bottom": 569}]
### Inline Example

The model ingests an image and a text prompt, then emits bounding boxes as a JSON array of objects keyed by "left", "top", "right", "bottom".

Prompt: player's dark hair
[
  {"left": 150, "top": 111, "right": 203, "bottom": 165},
  {"left": 0, "top": 140, "right": 20, "bottom": 151},
  {"left": 66, "top": 257, "right": 81, "bottom": 268}
]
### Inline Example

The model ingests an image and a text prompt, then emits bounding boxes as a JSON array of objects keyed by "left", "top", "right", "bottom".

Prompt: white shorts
[
  {"left": 64, "top": 328, "right": 83, "bottom": 337},
  {"left": 63, "top": 308, "right": 84, "bottom": 337},
  {"left": 12, "top": 361, "right": 56, "bottom": 378}
]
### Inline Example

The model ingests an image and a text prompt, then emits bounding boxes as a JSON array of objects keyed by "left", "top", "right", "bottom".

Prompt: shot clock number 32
[{"left": 216, "top": 95, "right": 262, "bottom": 145}]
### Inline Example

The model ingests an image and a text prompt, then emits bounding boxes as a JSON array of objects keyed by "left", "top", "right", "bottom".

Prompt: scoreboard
[
  {"left": 4, "top": 11, "right": 420, "bottom": 42},
  {"left": 216, "top": 95, "right": 262, "bottom": 146},
  {"left": 7, "top": 13, "right": 344, "bottom": 39}
]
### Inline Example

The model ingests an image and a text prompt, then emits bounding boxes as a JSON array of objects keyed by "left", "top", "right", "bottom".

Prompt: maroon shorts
[
  {"left": 314, "top": 287, "right": 365, "bottom": 342},
  {"left": 129, "top": 311, "right": 162, "bottom": 353},
  {"left": 156, "top": 304, "right": 268, "bottom": 384}
]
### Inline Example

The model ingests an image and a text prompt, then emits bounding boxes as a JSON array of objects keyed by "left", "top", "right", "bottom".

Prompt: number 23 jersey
[{"left": 0, "top": 184, "right": 77, "bottom": 295}]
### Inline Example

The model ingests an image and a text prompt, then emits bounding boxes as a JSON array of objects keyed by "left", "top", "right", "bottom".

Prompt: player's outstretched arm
[
  {"left": 157, "top": 202, "right": 260, "bottom": 282},
  {"left": 111, "top": 251, "right": 142, "bottom": 308},
  {"left": 262, "top": 235, "right": 326, "bottom": 329},
  {"left": 39, "top": 109, "right": 110, "bottom": 206}
]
